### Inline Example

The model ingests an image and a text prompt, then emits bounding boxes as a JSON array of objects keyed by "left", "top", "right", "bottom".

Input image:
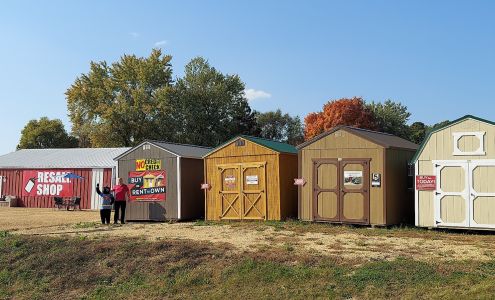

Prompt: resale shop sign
[{"left": 22, "top": 170, "right": 73, "bottom": 197}]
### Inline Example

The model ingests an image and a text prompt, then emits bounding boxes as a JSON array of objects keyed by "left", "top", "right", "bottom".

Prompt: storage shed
[
  {"left": 203, "top": 135, "right": 298, "bottom": 221},
  {"left": 0, "top": 148, "right": 129, "bottom": 209},
  {"left": 115, "top": 140, "right": 210, "bottom": 221},
  {"left": 413, "top": 115, "right": 495, "bottom": 230},
  {"left": 297, "top": 126, "right": 418, "bottom": 225}
]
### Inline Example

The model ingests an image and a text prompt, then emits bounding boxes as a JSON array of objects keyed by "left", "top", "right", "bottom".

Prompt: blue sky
[{"left": 1, "top": 0, "right": 494, "bottom": 154}]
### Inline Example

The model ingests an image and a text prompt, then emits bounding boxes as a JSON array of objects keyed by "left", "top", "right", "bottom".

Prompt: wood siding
[
  {"left": 117, "top": 143, "right": 178, "bottom": 221},
  {"left": 416, "top": 118, "right": 495, "bottom": 229},
  {"left": 299, "top": 129, "right": 393, "bottom": 225},
  {"left": 385, "top": 148, "right": 415, "bottom": 225},
  {"left": 180, "top": 158, "right": 205, "bottom": 220},
  {"left": 278, "top": 154, "right": 298, "bottom": 219},
  {"left": 0, "top": 168, "right": 112, "bottom": 209},
  {"left": 204, "top": 137, "right": 297, "bottom": 221}
]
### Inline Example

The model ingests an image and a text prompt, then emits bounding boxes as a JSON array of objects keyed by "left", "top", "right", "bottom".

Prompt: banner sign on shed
[
  {"left": 246, "top": 175, "right": 259, "bottom": 185},
  {"left": 416, "top": 175, "right": 436, "bottom": 190},
  {"left": 22, "top": 170, "right": 73, "bottom": 197},
  {"left": 128, "top": 170, "right": 166, "bottom": 201},
  {"left": 135, "top": 159, "right": 162, "bottom": 171},
  {"left": 344, "top": 171, "right": 363, "bottom": 186}
]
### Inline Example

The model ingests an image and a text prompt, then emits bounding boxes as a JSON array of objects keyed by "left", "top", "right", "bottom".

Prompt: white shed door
[
  {"left": 434, "top": 161, "right": 469, "bottom": 227},
  {"left": 469, "top": 161, "right": 495, "bottom": 229},
  {"left": 91, "top": 169, "right": 105, "bottom": 210}
]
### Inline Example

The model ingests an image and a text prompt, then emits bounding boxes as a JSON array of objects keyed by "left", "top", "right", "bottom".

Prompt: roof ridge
[
  {"left": 146, "top": 140, "right": 212, "bottom": 149},
  {"left": 343, "top": 126, "right": 395, "bottom": 137},
  {"left": 240, "top": 135, "right": 294, "bottom": 146}
]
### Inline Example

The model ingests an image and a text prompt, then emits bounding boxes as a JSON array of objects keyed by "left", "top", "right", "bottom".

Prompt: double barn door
[
  {"left": 313, "top": 159, "right": 370, "bottom": 224},
  {"left": 218, "top": 162, "right": 267, "bottom": 220},
  {"left": 434, "top": 160, "right": 495, "bottom": 229}
]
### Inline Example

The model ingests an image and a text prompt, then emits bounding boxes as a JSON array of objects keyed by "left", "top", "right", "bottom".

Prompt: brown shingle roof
[{"left": 297, "top": 126, "right": 419, "bottom": 150}]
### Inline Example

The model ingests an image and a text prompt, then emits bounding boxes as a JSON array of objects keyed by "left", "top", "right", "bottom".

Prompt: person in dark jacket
[{"left": 96, "top": 183, "right": 114, "bottom": 225}]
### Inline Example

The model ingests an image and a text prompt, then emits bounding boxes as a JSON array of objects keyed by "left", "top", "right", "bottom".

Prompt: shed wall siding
[
  {"left": 207, "top": 139, "right": 275, "bottom": 158},
  {"left": 278, "top": 154, "right": 298, "bottom": 219},
  {"left": 385, "top": 149, "right": 416, "bottom": 225},
  {"left": 204, "top": 154, "right": 280, "bottom": 220},
  {"left": 117, "top": 144, "right": 178, "bottom": 220}
]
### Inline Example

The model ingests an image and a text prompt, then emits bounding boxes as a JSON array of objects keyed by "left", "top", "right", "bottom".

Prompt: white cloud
[
  {"left": 154, "top": 40, "right": 168, "bottom": 47},
  {"left": 129, "top": 32, "right": 140, "bottom": 38},
  {"left": 244, "top": 89, "right": 272, "bottom": 101}
]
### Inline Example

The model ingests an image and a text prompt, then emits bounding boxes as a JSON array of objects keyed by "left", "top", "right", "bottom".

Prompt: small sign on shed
[{"left": 415, "top": 175, "right": 436, "bottom": 190}]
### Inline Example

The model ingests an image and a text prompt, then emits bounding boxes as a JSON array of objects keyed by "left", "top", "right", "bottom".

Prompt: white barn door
[
  {"left": 91, "top": 169, "right": 105, "bottom": 210},
  {"left": 434, "top": 161, "right": 469, "bottom": 228},
  {"left": 469, "top": 161, "right": 495, "bottom": 229}
]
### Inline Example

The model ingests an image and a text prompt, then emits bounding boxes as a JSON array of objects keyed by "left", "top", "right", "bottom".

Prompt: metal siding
[
  {"left": 117, "top": 144, "right": 178, "bottom": 220},
  {"left": 0, "top": 168, "right": 111, "bottom": 209}
]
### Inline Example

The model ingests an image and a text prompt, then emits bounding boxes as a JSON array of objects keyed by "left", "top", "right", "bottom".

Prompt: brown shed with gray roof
[
  {"left": 115, "top": 140, "right": 211, "bottom": 221},
  {"left": 297, "top": 126, "right": 418, "bottom": 225}
]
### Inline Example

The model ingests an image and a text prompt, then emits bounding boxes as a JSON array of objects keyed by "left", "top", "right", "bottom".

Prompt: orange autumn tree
[{"left": 304, "top": 97, "right": 376, "bottom": 140}]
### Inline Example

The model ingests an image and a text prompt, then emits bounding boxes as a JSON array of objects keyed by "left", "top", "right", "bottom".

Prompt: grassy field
[
  {"left": 2, "top": 208, "right": 495, "bottom": 299},
  {"left": 1, "top": 232, "right": 495, "bottom": 299}
]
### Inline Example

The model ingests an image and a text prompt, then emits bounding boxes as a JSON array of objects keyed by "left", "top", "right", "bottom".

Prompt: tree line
[{"left": 17, "top": 50, "right": 447, "bottom": 150}]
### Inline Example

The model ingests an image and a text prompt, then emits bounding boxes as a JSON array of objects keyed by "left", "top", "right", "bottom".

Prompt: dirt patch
[{"left": 2, "top": 207, "right": 495, "bottom": 263}]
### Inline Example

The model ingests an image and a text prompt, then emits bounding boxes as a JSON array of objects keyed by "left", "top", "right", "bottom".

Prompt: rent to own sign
[
  {"left": 135, "top": 159, "right": 162, "bottom": 171},
  {"left": 128, "top": 170, "right": 166, "bottom": 201},
  {"left": 416, "top": 175, "right": 436, "bottom": 190},
  {"left": 22, "top": 170, "right": 73, "bottom": 197}
]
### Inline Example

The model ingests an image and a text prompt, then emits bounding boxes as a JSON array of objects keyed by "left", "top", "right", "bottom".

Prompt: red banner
[
  {"left": 128, "top": 171, "right": 166, "bottom": 201},
  {"left": 22, "top": 170, "right": 74, "bottom": 197},
  {"left": 416, "top": 175, "right": 436, "bottom": 190}
]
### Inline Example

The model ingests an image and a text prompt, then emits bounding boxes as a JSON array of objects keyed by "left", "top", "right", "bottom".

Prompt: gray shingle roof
[
  {"left": 150, "top": 141, "right": 211, "bottom": 158},
  {"left": 297, "top": 126, "right": 419, "bottom": 150},
  {"left": 0, "top": 148, "right": 130, "bottom": 169},
  {"left": 114, "top": 141, "right": 211, "bottom": 160}
]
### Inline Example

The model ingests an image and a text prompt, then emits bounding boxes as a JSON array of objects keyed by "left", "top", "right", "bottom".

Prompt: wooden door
[
  {"left": 313, "top": 159, "right": 340, "bottom": 222},
  {"left": 312, "top": 159, "right": 370, "bottom": 224},
  {"left": 218, "top": 165, "right": 241, "bottom": 220},
  {"left": 434, "top": 161, "right": 469, "bottom": 227},
  {"left": 469, "top": 161, "right": 495, "bottom": 229},
  {"left": 241, "top": 163, "right": 267, "bottom": 220},
  {"left": 340, "top": 160, "right": 370, "bottom": 224},
  {"left": 91, "top": 168, "right": 104, "bottom": 210}
]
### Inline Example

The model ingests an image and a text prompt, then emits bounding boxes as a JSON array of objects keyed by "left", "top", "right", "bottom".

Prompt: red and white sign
[
  {"left": 294, "top": 178, "right": 306, "bottom": 186},
  {"left": 128, "top": 171, "right": 166, "bottom": 201},
  {"left": 22, "top": 170, "right": 73, "bottom": 197},
  {"left": 416, "top": 175, "right": 436, "bottom": 190},
  {"left": 201, "top": 183, "right": 211, "bottom": 190}
]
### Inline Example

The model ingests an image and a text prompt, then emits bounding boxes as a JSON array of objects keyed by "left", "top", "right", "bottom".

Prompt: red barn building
[{"left": 0, "top": 148, "right": 129, "bottom": 209}]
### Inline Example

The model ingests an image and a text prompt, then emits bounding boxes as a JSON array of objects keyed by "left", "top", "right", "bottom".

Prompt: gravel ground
[{"left": 2, "top": 207, "right": 495, "bottom": 263}]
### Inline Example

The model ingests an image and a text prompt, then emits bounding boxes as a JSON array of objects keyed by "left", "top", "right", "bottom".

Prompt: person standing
[
  {"left": 96, "top": 184, "right": 114, "bottom": 225},
  {"left": 112, "top": 178, "right": 130, "bottom": 224}
]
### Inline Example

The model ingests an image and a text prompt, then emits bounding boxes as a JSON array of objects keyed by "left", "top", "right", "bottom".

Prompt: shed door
[
  {"left": 341, "top": 160, "right": 370, "bottom": 224},
  {"left": 241, "top": 163, "right": 267, "bottom": 220},
  {"left": 91, "top": 168, "right": 105, "bottom": 210},
  {"left": 469, "top": 161, "right": 495, "bottom": 229},
  {"left": 312, "top": 159, "right": 370, "bottom": 224},
  {"left": 434, "top": 162, "right": 469, "bottom": 227},
  {"left": 313, "top": 160, "right": 340, "bottom": 222},
  {"left": 218, "top": 165, "right": 242, "bottom": 220}
]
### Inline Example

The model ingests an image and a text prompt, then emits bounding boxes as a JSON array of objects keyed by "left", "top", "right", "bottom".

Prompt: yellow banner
[{"left": 135, "top": 159, "right": 162, "bottom": 171}]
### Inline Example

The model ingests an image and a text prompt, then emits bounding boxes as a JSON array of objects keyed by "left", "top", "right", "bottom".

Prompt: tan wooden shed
[
  {"left": 297, "top": 126, "right": 418, "bottom": 225},
  {"left": 413, "top": 115, "right": 495, "bottom": 230},
  {"left": 203, "top": 135, "right": 298, "bottom": 221}
]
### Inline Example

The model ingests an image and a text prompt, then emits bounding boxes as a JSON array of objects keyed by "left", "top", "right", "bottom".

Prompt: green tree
[
  {"left": 17, "top": 117, "right": 78, "bottom": 149},
  {"left": 255, "top": 109, "right": 304, "bottom": 145},
  {"left": 66, "top": 49, "right": 173, "bottom": 147},
  {"left": 168, "top": 57, "right": 258, "bottom": 147},
  {"left": 367, "top": 100, "right": 411, "bottom": 139},
  {"left": 409, "top": 121, "right": 428, "bottom": 144}
]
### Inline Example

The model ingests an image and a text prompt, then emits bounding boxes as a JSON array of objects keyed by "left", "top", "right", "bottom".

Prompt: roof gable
[{"left": 411, "top": 115, "right": 495, "bottom": 163}]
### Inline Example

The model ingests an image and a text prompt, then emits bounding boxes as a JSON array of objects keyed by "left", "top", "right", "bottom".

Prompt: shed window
[
  {"left": 143, "top": 144, "right": 151, "bottom": 150},
  {"left": 235, "top": 139, "right": 245, "bottom": 147},
  {"left": 452, "top": 132, "right": 485, "bottom": 156}
]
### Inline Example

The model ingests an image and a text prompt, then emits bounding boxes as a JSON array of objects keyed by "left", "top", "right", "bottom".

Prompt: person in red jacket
[{"left": 112, "top": 178, "right": 130, "bottom": 224}]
